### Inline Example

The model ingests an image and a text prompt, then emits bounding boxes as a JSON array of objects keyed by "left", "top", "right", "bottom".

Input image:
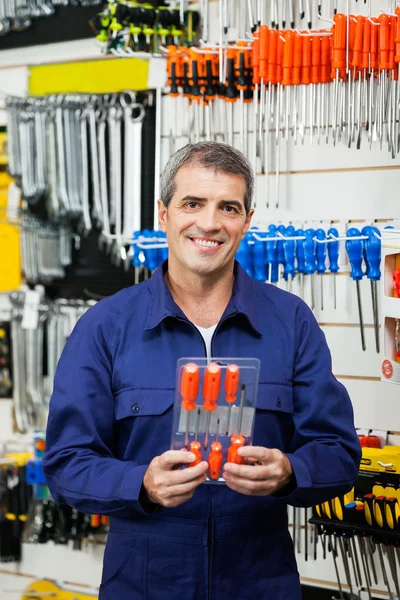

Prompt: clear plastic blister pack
[{"left": 171, "top": 358, "right": 260, "bottom": 484}]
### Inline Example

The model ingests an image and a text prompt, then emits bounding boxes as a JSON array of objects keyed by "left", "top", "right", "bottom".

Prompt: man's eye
[
  {"left": 224, "top": 205, "right": 238, "bottom": 213},
  {"left": 186, "top": 202, "right": 199, "bottom": 209}
]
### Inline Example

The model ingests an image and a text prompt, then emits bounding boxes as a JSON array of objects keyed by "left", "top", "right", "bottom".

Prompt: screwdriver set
[
  {"left": 310, "top": 446, "right": 400, "bottom": 599},
  {"left": 171, "top": 358, "right": 260, "bottom": 484}
]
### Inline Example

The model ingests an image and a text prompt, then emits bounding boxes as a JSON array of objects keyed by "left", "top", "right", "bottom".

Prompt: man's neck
[{"left": 165, "top": 261, "right": 234, "bottom": 328}]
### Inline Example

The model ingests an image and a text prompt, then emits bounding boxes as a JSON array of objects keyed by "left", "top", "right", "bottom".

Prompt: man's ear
[
  {"left": 158, "top": 200, "right": 167, "bottom": 232},
  {"left": 242, "top": 208, "right": 255, "bottom": 238}
]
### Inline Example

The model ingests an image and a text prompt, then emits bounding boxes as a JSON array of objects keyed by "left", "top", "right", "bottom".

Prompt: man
[{"left": 43, "top": 142, "right": 361, "bottom": 600}]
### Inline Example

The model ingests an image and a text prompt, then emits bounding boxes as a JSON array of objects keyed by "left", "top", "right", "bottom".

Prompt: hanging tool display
[
  {"left": 163, "top": 4, "right": 400, "bottom": 205},
  {"left": 5, "top": 91, "right": 154, "bottom": 272},
  {"left": 90, "top": 0, "right": 200, "bottom": 54},
  {"left": 132, "top": 223, "right": 396, "bottom": 354},
  {"left": 171, "top": 358, "right": 260, "bottom": 483},
  {"left": 0, "top": 443, "right": 109, "bottom": 564},
  {"left": 309, "top": 445, "right": 400, "bottom": 600},
  {"left": 0, "top": 0, "right": 101, "bottom": 36},
  {"left": 0, "top": 453, "right": 32, "bottom": 563},
  {"left": 9, "top": 290, "right": 95, "bottom": 433}
]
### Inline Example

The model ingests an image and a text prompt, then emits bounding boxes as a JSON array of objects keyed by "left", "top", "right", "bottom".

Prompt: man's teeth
[{"left": 193, "top": 239, "right": 220, "bottom": 248}]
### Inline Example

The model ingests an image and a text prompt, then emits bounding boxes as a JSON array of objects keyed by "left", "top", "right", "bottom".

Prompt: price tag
[
  {"left": 6, "top": 182, "right": 21, "bottom": 220},
  {"left": 21, "top": 290, "right": 40, "bottom": 330}
]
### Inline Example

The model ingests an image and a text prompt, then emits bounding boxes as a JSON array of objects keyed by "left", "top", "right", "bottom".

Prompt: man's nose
[{"left": 196, "top": 206, "right": 222, "bottom": 232}]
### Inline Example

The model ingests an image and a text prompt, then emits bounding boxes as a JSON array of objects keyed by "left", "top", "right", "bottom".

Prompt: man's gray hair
[{"left": 160, "top": 142, "right": 254, "bottom": 214}]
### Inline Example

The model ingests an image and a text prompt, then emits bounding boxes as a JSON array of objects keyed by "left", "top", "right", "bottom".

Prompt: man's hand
[
  {"left": 223, "top": 447, "right": 293, "bottom": 496},
  {"left": 143, "top": 450, "right": 208, "bottom": 508}
]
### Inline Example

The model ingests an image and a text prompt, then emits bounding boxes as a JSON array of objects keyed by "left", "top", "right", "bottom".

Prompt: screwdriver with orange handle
[
  {"left": 166, "top": 45, "right": 180, "bottom": 154},
  {"left": 189, "top": 408, "right": 202, "bottom": 467},
  {"left": 251, "top": 31, "right": 260, "bottom": 181},
  {"left": 225, "top": 45, "right": 238, "bottom": 147},
  {"left": 259, "top": 25, "right": 270, "bottom": 181},
  {"left": 227, "top": 383, "right": 246, "bottom": 465},
  {"left": 310, "top": 34, "right": 321, "bottom": 145},
  {"left": 236, "top": 40, "right": 250, "bottom": 155},
  {"left": 378, "top": 14, "right": 390, "bottom": 148},
  {"left": 395, "top": 8, "right": 400, "bottom": 153},
  {"left": 369, "top": 17, "right": 379, "bottom": 146},
  {"left": 332, "top": 13, "right": 347, "bottom": 145},
  {"left": 320, "top": 33, "right": 331, "bottom": 144},
  {"left": 181, "top": 363, "right": 200, "bottom": 448},
  {"left": 292, "top": 31, "right": 302, "bottom": 144},
  {"left": 300, "top": 33, "right": 311, "bottom": 144},
  {"left": 361, "top": 16, "right": 371, "bottom": 134},
  {"left": 225, "top": 364, "right": 239, "bottom": 435},
  {"left": 282, "top": 30, "right": 294, "bottom": 142},
  {"left": 203, "top": 362, "right": 221, "bottom": 450},
  {"left": 208, "top": 418, "right": 223, "bottom": 480}
]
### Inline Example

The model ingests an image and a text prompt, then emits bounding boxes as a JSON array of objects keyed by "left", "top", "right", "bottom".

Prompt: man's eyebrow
[
  {"left": 180, "top": 196, "right": 244, "bottom": 210},
  {"left": 180, "top": 195, "right": 208, "bottom": 202}
]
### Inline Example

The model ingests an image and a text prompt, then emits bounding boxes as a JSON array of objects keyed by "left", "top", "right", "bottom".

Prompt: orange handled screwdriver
[
  {"left": 208, "top": 418, "right": 223, "bottom": 480},
  {"left": 181, "top": 363, "right": 200, "bottom": 448},
  {"left": 332, "top": 14, "right": 347, "bottom": 145},
  {"left": 203, "top": 362, "right": 221, "bottom": 450},
  {"left": 227, "top": 383, "right": 246, "bottom": 465},
  {"left": 189, "top": 408, "right": 202, "bottom": 467},
  {"left": 225, "top": 364, "right": 239, "bottom": 435}
]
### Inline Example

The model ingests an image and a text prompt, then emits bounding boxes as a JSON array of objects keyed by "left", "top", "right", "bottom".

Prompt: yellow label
[
  {"left": 0, "top": 174, "right": 21, "bottom": 292},
  {"left": 29, "top": 57, "right": 150, "bottom": 95}
]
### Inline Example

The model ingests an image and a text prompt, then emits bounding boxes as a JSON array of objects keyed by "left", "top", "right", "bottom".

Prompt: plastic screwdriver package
[{"left": 171, "top": 358, "right": 260, "bottom": 484}]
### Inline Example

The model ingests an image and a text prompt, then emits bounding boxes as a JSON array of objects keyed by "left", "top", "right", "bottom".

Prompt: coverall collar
[{"left": 144, "top": 260, "right": 262, "bottom": 336}]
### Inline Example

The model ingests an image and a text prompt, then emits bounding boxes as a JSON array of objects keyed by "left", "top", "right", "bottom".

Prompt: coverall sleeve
[
  {"left": 42, "top": 307, "right": 151, "bottom": 516},
  {"left": 280, "top": 301, "right": 361, "bottom": 507}
]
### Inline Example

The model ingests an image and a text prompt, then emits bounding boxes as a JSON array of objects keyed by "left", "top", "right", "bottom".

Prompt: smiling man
[{"left": 43, "top": 142, "right": 361, "bottom": 600}]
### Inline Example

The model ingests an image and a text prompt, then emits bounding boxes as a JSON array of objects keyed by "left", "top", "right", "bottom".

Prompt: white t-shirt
[{"left": 194, "top": 324, "right": 218, "bottom": 359}]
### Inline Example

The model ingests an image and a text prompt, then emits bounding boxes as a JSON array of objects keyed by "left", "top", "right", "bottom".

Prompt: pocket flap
[
  {"left": 257, "top": 383, "right": 293, "bottom": 414},
  {"left": 114, "top": 388, "right": 175, "bottom": 420}
]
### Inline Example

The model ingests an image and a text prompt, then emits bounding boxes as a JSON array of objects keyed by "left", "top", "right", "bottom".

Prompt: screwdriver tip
[
  {"left": 308, "top": 22, "right": 312, "bottom": 29},
  {"left": 300, "top": 11, "right": 305, "bottom": 19}
]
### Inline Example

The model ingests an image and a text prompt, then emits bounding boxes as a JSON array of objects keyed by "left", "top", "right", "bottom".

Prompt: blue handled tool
[
  {"left": 158, "top": 231, "right": 169, "bottom": 264},
  {"left": 295, "top": 228, "right": 306, "bottom": 300},
  {"left": 346, "top": 228, "right": 366, "bottom": 352},
  {"left": 361, "top": 226, "right": 381, "bottom": 354},
  {"left": 327, "top": 228, "right": 340, "bottom": 310},
  {"left": 266, "top": 225, "right": 279, "bottom": 284},
  {"left": 304, "top": 229, "right": 317, "bottom": 310},
  {"left": 283, "top": 225, "right": 296, "bottom": 293},
  {"left": 315, "top": 229, "right": 327, "bottom": 311},
  {"left": 277, "top": 225, "right": 286, "bottom": 285},
  {"left": 251, "top": 228, "right": 268, "bottom": 282},
  {"left": 146, "top": 230, "right": 161, "bottom": 274},
  {"left": 132, "top": 230, "right": 143, "bottom": 284},
  {"left": 142, "top": 229, "right": 157, "bottom": 277},
  {"left": 236, "top": 234, "right": 253, "bottom": 278}
]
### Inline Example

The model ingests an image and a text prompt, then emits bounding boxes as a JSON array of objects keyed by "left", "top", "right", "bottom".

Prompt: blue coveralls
[{"left": 43, "top": 262, "right": 361, "bottom": 600}]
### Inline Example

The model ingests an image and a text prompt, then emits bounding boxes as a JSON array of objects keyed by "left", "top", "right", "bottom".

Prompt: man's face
[{"left": 158, "top": 165, "right": 254, "bottom": 277}]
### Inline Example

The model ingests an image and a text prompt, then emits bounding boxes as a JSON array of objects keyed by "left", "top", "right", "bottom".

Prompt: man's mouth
[{"left": 190, "top": 237, "right": 223, "bottom": 248}]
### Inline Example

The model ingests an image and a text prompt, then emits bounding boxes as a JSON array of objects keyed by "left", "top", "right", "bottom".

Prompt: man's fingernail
[{"left": 187, "top": 453, "right": 195, "bottom": 462}]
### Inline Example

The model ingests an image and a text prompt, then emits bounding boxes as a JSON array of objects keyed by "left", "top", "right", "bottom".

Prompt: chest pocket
[
  {"left": 253, "top": 383, "right": 294, "bottom": 452},
  {"left": 114, "top": 389, "right": 175, "bottom": 463}
]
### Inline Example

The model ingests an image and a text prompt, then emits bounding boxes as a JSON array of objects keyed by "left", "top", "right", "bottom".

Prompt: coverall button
[
  {"left": 132, "top": 404, "right": 140, "bottom": 414},
  {"left": 276, "top": 398, "right": 281, "bottom": 408}
]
